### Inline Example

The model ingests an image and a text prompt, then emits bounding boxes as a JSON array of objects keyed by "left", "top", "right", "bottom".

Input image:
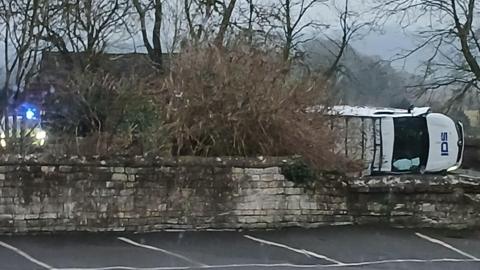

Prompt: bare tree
[
  {"left": 271, "top": 0, "right": 328, "bottom": 61},
  {"left": 0, "top": 0, "right": 44, "bottom": 92},
  {"left": 132, "top": 0, "right": 164, "bottom": 68},
  {"left": 323, "top": 0, "right": 369, "bottom": 79},
  {"left": 39, "top": 0, "right": 130, "bottom": 55},
  {"left": 163, "top": 0, "right": 185, "bottom": 53},
  {"left": 184, "top": 0, "right": 238, "bottom": 45},
  {"left": 0, "top": 0, "right": 45, "bottom": 152},
  {"left": 214, "top": 0, "right": 238, "bottom": 46},
  {"left": 376, "top": 0, "right": 480, "bottom": 107},
  {"left": 234, "top": 0, "right": 271, "bottom": 45}
]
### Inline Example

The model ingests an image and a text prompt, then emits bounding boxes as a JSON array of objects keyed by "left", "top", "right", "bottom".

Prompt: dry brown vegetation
[
  {"left": 41, "top": 43, "right": 352, "bottom": 172},
  {"left": 162, "top": 45, "right": 347, "bottom": 171}
]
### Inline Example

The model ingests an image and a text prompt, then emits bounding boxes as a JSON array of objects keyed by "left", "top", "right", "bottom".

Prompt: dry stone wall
[
  {"left": 349, "top": 175, "right": 480, "bottom": 229},
  {"left": 0, "top": 156, "right": 478, "bottom": 233}
]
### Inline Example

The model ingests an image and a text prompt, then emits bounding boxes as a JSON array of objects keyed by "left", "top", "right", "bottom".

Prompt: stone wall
[
  {"left": 0, "top": 156, "right": 350, "bottom": 233},
  {"left": 349, "top": 175, "right": 480, "bottom": 229},
  {"left": 0, "top": 156, "right": 479, "bottom": 233}
]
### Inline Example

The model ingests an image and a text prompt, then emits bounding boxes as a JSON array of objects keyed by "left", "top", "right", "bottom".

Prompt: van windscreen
[{"left": 392, "top": 117, "right": 429, "bottom": 172}]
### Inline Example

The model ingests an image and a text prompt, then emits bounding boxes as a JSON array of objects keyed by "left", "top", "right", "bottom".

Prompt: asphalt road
[{"left": 0, "top": 226, "right": 480, "bottom": 270}]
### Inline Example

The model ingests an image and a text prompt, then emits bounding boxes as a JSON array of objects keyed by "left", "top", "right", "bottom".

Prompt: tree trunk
[{"left": 214, "top": 0, "right": 237, "bottom": 47}]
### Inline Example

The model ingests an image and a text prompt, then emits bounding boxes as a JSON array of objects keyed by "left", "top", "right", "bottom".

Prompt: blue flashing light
[
  {"left": 17, "top": 103, "right": 40, "bottom": 120},
  {"left": 25, "top": 109, "right": 35, "bottom": 120}
]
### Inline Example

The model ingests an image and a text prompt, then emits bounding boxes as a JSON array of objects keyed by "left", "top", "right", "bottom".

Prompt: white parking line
[
  {"left": 57, "top": 258, "right": 480, "bottom": 270},
  {"left": 244, "top": 235, "right": 344, "bottom": 265},
  {"left": 415, "top": 232, "right": 480, "bottom": 260},
  {"left": 0, "top": 240, "right": 53, "bottom": 269},
  {"left": 117, "top": 237, "right": 207, "bottom": 267}
]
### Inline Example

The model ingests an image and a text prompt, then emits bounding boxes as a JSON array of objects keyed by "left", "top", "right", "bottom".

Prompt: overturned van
[{"left": 309, "top": 106, "right": 464, "bottom": 175}]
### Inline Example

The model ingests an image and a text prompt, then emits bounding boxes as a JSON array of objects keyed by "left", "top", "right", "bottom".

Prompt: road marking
[
  {"left": 57, "top": 258, "right": 480, "bottom": 270},
  {"left": 244, "top": 234, "right": 344, "bottom": 265},
  {"left": 415, "top": 232, "right": 480, "bottom": 260},
  {"left": 0, "top": 240, "right": 53, "bottom": 269},
  {"left": 117, "top": 237, "right": 207, "bottom": 267},
  {"left": 323, "top": 258, "right": 480, "bottom": 268}
]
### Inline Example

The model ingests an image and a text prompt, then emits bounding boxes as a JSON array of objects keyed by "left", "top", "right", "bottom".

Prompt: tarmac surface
[{"left": 0, "top": 226, "right": 480, "bottom": 270}]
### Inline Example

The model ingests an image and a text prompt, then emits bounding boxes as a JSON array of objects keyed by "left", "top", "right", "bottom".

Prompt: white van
[{"left": 309, "top": 106, "right": 464, "bottom": 175}]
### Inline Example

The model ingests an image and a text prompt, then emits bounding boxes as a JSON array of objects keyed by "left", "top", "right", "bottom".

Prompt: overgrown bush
[
  {"left": 44, "top": 71, "right": 171, "bottom": 156},
  {"left": 40, "top": 43, "right": 353, "bottom": 172},
  {"left": 161, "top": 44, "right": 348, "bottom": 171}
]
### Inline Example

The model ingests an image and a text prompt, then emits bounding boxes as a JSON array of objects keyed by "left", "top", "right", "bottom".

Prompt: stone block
[
  {"left": 123, "top": 212, "right": 140, "bottom": 218},
  {"left": 120, "top": 189, "right": 135, "bottom": 196},
  {"left": 261, "top": 201, "right": 278, "bottom": 209},
  {"left": 167, "top": 218, "right": 179, "bottom": 224},
  {"left": 391, "top": 210, "right": 413, "bottom": 216},
  {"left": 285, "top": 210, "right": 302, "bottom": 215},
  {"left": 158, "top": 204, "right": 167, "bottom": 211},
  {"left": 367, "top": 202, "right": 385, "bottom": 212},
  {"left": 260, "top": 216, "right": 275, "bottom": 223},
  {"left": 250, "top": 175, "right": 260, "bottom": 181},
  {"left": 100, "top": 188, "right": 115, "bottom": 196},
  {"left": 112, "top": 173, "right": 128, "bottom": 181},
  {"left": 263, "top": 167, "right": 280, "bottom": 174},
  {"left": 25, "top": 214, "right": 39, "bottom": 220},
  {"left": 285, "top": 188, "right": 304, "bottom": 195},
  {"left": 284, "top": 181, "right": 296, "bottom": 188},
  {"left": 0, "top": 198, "right": 13, "bottom": 205},
  {"left": 238, "top": 216, "right": 260, "bottom": 224},
  {"left": 13, "top": 212, "right": 27, "bottom": 220},
  {"left": 300, "top": 200, "right": 317, "bottom": 210},
  {"left": 287, "top": 199, "right": 300, "bottom": 210},
  {"left": 98, "top": 203, "right": 108, "bottom": 212},
  {"left": 267, "top": 181, "right": 283, "bottom": 188},
  {"left": 59, "top": 166, "right": 72, "bottom": 172},
  {"left": 0, "top": 214, "right": 13, "bottom": 220},
  {"left": 111, "top": 167, "right": 125, "bottom": 173},
  {"left": 262, "top": 188, "right": 284, "bottom": 195},
  {"left": 260, "top": 174, "right": 275, "bottom": 181},
  {"left": 125, "top": 168, "right": 138, "bottom": 174},
  {"left": 41, "top": 166, "right": 56, "bottom": 173},
  {"left": 421, "top": 203, "right": 436, "bottom": 212},
  {"left": 126, "top": 182, "right": 136, "bottom": 188},
  {"left": 39, "top": 213, "right": 57, "bottom": 219},
  {"left": 237, "top": 202, "right": 261, "bottom": 210},
  {"left": 244, "top": 168, "right": 265, "bottom": 175},
  {"left": 106, "top": 181, "right": 115, "bottom": 188},
  {"left": 232, "top": 168, "right": 244, "bottom": 174}
]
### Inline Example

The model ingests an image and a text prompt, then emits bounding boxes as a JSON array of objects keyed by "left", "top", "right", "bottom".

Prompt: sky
[
  {"left": 352, "top": 27, "right": 422, "bottom": 71},
  {"left": 314, "top": 0, "right": 429, "bottom": 72}
]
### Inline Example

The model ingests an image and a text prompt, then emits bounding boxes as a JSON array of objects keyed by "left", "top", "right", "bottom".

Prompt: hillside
[{"left": 302, "top": 39, "right": 417, "bottom": 108}]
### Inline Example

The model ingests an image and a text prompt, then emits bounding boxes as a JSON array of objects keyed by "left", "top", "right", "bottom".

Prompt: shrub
[
  {"left": 161, "top": 44, "right": 349, "bottom": 171},
  {"left": 39, "top": 43, "right": 354, "bottom": 173},
  {"left": 44, "top": 71, "right": 171, "bottom": 156},
  {"left": 281, "top": 159, "right": 317, "bottom": 185}
]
